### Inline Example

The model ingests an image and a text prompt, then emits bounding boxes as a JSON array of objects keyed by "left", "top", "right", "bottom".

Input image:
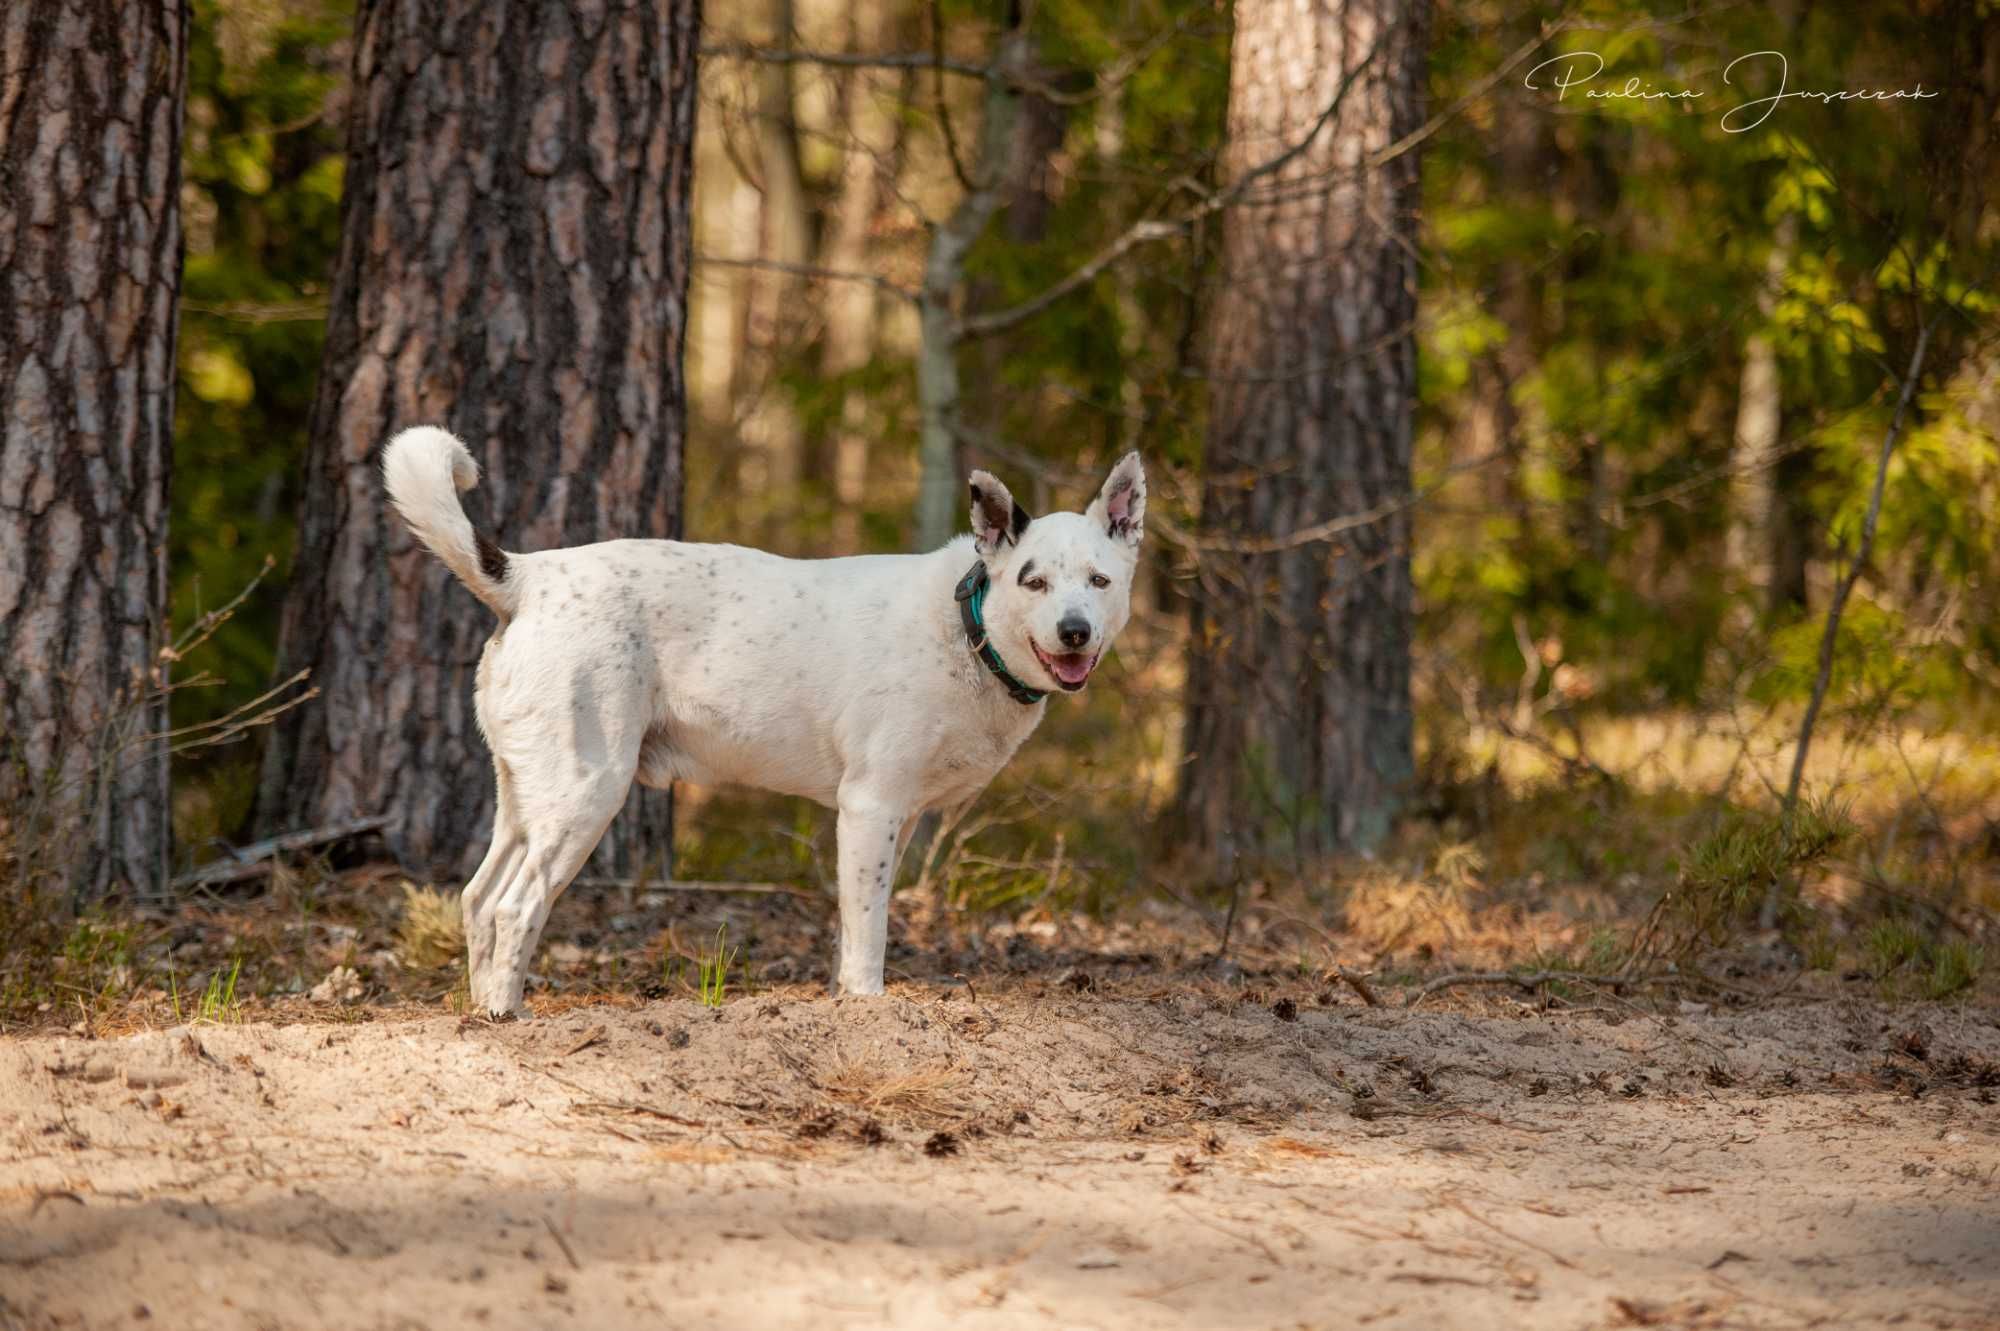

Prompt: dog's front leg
[{"left": 834, "top": 790, "right": 907, "bottom": 996}]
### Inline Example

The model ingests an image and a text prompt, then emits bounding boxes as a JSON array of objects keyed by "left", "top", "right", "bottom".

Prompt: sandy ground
[{"left": 3, "top": 986, "right": 1998, "bottom": 1331}]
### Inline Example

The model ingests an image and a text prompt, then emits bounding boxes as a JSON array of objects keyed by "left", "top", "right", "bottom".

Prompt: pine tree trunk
[
  {"left": 1175, "top": 0, "right": 1426, "bottom": 866},
  {"left": 259, "top": 0, "right": 700, "bottom": 880},
  {"left": 0, "top": 0, "right": 186, "bottom": 900}
]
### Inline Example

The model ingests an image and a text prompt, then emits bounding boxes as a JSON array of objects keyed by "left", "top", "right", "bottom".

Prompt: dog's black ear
[
  {"left": 1087, "top": 452, "right": 1146, "bottom": 546},
  {"left": 968, "top": 470, "right": 1028, "bottom": 553}
]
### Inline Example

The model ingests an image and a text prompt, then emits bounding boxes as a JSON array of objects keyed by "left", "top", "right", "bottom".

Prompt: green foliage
[
  {"left": 696, "top": 925, "right": 736, "bottom": 1008},
  {"left": 1865, "top": 922, "right": 1985, "bottom": 1000},
  {"left": 174, "top": 956, "right": 245, "bottom": 1025},
  {"left": 1418, "top": 0, "right": 1999, "bottom": 713},
  {"left": 171, "top": 0, "right": 352, "bottom": 839},
  {"left": 1864, "top": 919, "right": 1925, "bottom": 975},
  {"left": 1927, "top": 942, "right": 1985, "bottom": 1001},
  {"left": 1671, "top": 799, "right": 1851, "bottom": 947}
]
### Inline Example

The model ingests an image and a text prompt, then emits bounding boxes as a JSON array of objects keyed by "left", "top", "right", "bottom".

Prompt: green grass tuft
[
  {"left": 697, "top": 924, "right": 736, "bottom": 1008},
  {"left": 1925, "top": 941, "right": 1984, "bottom": 1000},
  {"left": 173, "top": 956, "right": 243, "bottom": 1025}
]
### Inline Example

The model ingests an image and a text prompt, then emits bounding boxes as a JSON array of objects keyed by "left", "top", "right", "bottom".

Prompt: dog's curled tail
[{"left": 381, "top": 426, "right": 517, "bottom": 619}]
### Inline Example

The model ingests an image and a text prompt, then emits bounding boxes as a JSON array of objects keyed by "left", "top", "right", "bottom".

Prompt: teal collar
[{"left": 955, "top": 562, "right": 1047, "bottom": 705}]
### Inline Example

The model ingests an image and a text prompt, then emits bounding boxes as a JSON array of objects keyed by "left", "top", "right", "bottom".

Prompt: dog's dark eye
[
  {"left": 1089, "top": 573, "right": 1111, "bottom": 589},
  {"left": 1024, "top": 576, "right": 1049, "bottom": 593}
]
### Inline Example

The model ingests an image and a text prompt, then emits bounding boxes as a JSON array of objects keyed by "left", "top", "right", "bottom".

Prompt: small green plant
[
  {"left": 1925, "top": 941, "right": 1984, "bottom": 1000},
  {"left": 1865, "top": 920, "right": 1925, "bottom": 976},
  {"left": 1581, "top": 927, "right": 1626, "bottom": 972},
  {"left": 1668, "top": 798, "right": 1852, "bottom": 953},
  {"left": 697, "top": 924, "right": 735, "bottom": 1008},
  {"left": 1801, "top": 927, "right": 1840, "bottom": 972},
  {"left": 174, "top": 957, "right": 243, "bottom": 1025}
]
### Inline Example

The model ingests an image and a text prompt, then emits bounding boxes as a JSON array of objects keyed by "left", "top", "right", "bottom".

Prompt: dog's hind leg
[
  {"left": 478, "top": 763, "right": 632, "bottom": 1016},
  {"left": 461, "top": 764, "right": 524, "bottom": 1011}
]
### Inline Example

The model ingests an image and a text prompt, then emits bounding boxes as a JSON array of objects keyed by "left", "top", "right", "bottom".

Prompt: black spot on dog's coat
[{"left": 475, "top": 529, "right": 508, "bottom": 583}]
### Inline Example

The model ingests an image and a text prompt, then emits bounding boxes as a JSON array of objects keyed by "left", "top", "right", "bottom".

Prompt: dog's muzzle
[{"left": 1030, "top": 636, "right": 1099, "bottom": 691}]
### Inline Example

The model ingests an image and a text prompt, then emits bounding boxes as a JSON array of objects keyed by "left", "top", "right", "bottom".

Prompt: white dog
[{"left": 381, "top": 427, "right": 1146, "bottom": 1015}]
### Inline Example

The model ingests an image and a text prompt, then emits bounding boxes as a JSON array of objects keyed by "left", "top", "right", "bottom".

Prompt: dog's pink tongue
[{"left": 1052, "top": 654, "right": 1092, "bottom": 685}]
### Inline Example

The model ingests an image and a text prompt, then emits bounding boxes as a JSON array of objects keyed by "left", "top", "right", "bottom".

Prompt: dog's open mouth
[{"left": 1030, "top": 639, "right": 1098, "bottom": 692}]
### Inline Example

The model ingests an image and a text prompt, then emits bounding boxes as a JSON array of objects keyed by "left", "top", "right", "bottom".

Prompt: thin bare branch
[
  {"left": 957, "top": 220, "right": 1180, "bottom": 340},
  {"left": 1365, "top": 16, "right": 1575, "bottom": 172},
  {"left": 181, "top": 299, "right": 331, "bottom": 324},
  {"left": 1411, "top": 969, "right": 1647, "bottom": 1005},
  {"left": 700, "top": 41, "right": 986, "bottom": 78},
  {"left": 1154, "top": 451, "right": 1503, "bottom": 554},
  {"left": 1761, "top": 315, "right": 1935, "bottom": 926},
  {"left": 694, "top": 254, "right": 919, "bottom": 303},
  {"left": 956, "top": 38, "right": 1385, "bottom": 342},
  {"left": 959, "top": 14, "right": 1590, "bottom": 345}
]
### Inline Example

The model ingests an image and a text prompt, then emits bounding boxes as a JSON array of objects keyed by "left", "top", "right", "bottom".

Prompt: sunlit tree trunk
[
  {"left": 1094, "top": 85, "right": 1146, "bottom": 458},
  {"left": 821, "top": 0, "right": 898, "bottom": 552},
  {"left": 0, "top": 0, "right": 187, "bottom": 900},
  {"left": 739, "top": 0, "right": 810, "bottom": 541},
  {"left": 259, "top": 0, "right": 700, "bottom": 879},
  {"left": 1176, "top": 0, "right": 1427, "bottom": 866},
  {"left": 915, "top": 24, "right": 1025, "bottom": 551},
  {"left": 1730, "top": 217, "right": 1792, "bottom": 615}
]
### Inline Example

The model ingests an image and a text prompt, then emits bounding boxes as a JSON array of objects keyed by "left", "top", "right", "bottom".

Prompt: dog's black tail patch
[{"left": 475, "top": 528, "right": 509, "bottom": 584}]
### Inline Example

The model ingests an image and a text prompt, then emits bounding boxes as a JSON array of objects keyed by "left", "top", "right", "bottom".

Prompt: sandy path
[{"left": 3, "top": 990, "right": 1997, "bottom": 1329}]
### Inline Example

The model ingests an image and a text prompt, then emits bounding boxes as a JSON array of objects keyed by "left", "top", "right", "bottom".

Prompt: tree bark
[
  {"left": 0, "top": 0, "right": 187, "bottom": 900},
  {"left": 821, "top": 0, "right": 899, "bottom": 553},
  {"left": 738, "top": 0, "right": 809, "bottom": 541},
  {"left": 915, "top": 24, "right": 1026, "bottom": 552},
  {"left": 1729, "top": 215, "right": 1792, "bottom": 614},
  {"left": 259, "top": 0, "right": 700, "bottom": 880},
  {"left": 1175, "top": 0, "right": 1427, "bottom": 866}
]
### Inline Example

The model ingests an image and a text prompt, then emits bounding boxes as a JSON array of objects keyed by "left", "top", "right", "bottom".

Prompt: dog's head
[{"left": 966, "top": 454, "right": 1145, "bottom": 695}]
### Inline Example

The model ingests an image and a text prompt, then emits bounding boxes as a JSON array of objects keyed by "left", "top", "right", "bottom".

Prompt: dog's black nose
[{"left": 1056, "top": 617, "right": 1091, "bottom": 649}]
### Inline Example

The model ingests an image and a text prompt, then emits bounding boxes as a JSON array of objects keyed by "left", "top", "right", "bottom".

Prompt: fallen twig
[
  {"left": 30, "top": 1189, "right": 86, "bottom": 1216},
  {"left": 569, "top": 1099, "right": 706, "bottom": 1128},
  {"left": 535, "top": 1063, "right": 706, "bottom": 1128},
  {"left": 1411, "top": 970, "right": 1635, "bottom": 1006},
  {"left": 1445, "top": 1194, "right": 1579, "bottom": 1271},
  {"left": 1333, "top": 966, "right": 1382, "bottom": 1007},
  {"left": 574, "top": 877, "right": 815, "bottom": 899},
  {"left": 560, "top": 1024, "right": 607, "bottom": 1058},
  {"left": 171, "top": 816, "right": 389, "bottom": 888},
  {"left": 542, "top": 1215, "right": 580, "bottom": 1270}
]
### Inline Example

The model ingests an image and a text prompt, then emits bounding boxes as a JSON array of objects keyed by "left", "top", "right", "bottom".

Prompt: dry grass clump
[
  {"left": 1342, "top": 841, "right": 1486, "bottom": 956},
  {"left": 394, "top": 883, "right": 463, "bottom": 970},
  {"left": 819, "top": 1058, "right": 971, "bottom": 1127}
]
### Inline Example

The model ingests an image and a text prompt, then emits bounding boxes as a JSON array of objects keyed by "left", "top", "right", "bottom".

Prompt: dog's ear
[
  {"left": 968, "top": 470, "right": 1030, "bottom": 554},
  {"left": 1087, "top": 452, "right": 1146, "bottom": 546}
]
